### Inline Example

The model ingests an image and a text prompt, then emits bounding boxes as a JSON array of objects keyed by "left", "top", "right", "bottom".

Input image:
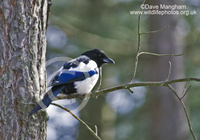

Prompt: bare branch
[
  {"left": 138, "top": 51, "right": 184, "bottom": 57},
  {"left": 129, "top": 0, "right": 145, "bottom": 83},
  {"left": 166, "top": 84, "right": 180, "bottom": 99},
  {"left": 51, "top": 103, "right": 101, "bottom": 140},
  {"left": 56, "top": 78, "right": 200, "bottom": 100},
  {"left": 181, "top": 85, "right": 192, "bottom": 99},
  {"left": 95, "top": 125, "right": 98, "bottom": 136},
  {"left": 140, "top": 25, "right": 170, "bottom": 34},
  {"left": 93, "top": 67, "right": 102, "bottom": 93},
  {"left": 166, "top": 85, "right": 197, "bottom": 140},
  {"left": 165, "top": 61, "right": 172, "bottom": 81},
  {"left": 125, "top": 85, "right": 134, "bottom": 93}
]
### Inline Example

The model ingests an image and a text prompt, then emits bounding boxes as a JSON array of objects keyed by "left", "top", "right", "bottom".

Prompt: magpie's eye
[{"left": 98, "top": 54, "right": 102, "bottom": 57}]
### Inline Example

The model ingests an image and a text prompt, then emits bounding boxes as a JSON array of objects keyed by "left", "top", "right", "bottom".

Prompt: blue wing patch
[{"left": 51, "top": 69, "right": 98, "bottom": 86}]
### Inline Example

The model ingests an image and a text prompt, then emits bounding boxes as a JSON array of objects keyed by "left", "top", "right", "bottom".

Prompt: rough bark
[
  {"left": 0, "top": 0, "right": 49, "bottom": 139},
  {"left": 146, "top": 0, "right": 188, "bottom": 140}
]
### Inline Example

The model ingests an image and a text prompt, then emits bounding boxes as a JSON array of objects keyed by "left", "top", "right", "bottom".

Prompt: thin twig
[
  {"left": 165, "top": 61, "right": 172, "bottom": 81},
  {"left": 138, "top": 51, "right": 184, "bottom": 57},
  {"left": 95, "top": 125, "right": 98, "bottom": 136},
  {"left": 140, "top": 25, "right": 170, "bottom": 34},
  {"left": 125, "top": 86, "right": 134, "bottom": 93},
  {"left": 166, "top": 84, "right": 180, "bottom": 99},
  {"left": 129, "top": 0, "right": 146, "bottom": 83},
  {"left": 180, "top": 100, "right": 197, "bottom": 140},
  {"left": 129, "top": 16, "right": 141, "bottom": 83},
  {"left": 181, "top": 85, "right": 192, "bottom": 99},
  {"left": 166, "top": 85, "right": 197, "bottom": 140},
  {"left": 51, "top": 103, "right": 101, "bottom": 140},
  {"left": 92, "top": 67, "right": 102, "bottom": 99}
]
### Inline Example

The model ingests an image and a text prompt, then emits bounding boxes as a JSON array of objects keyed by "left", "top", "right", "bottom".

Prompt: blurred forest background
[{"left": 45, "top": 0, "right": 200, "bottom": 140}]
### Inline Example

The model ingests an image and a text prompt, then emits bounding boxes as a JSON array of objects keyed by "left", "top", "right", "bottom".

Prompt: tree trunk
[
  {"left": 0, "top": 0, "right": 49, "bottom": 139},
  {"left": 146, "top": 0, "right": 188, "bottom": 140}
]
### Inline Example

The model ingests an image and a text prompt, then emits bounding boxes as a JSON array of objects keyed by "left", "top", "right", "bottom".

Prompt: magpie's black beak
[{"left": 103, "top": 57, "right": 115, "bottom": 64}]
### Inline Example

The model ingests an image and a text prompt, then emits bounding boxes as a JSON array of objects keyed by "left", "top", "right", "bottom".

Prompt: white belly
[
  {"left": 74, "top": 73, "right": 99, "bottom": 94},
  {"left": 70, "top": 59, "right": 99, "bottom": 94}
]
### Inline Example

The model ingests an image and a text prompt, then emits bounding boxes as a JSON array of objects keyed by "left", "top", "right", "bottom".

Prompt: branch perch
[{"left": 56, "top": 77, "right": 200, "bottom": 100}]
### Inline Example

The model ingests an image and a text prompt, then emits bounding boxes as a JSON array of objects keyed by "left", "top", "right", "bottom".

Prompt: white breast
[
  {"left": 74, "top": 73, "right": 99, "bottom": 94},
  {"left": 73, "top": 60, "right": 99, "bottom": 94}
]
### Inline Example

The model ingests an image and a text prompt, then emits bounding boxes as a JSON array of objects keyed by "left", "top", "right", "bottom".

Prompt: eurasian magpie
[{"left": 29, "top": 49, "right": 114, "bottom": 115}]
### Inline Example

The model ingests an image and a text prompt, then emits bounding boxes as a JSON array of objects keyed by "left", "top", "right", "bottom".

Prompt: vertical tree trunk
[
  {"left": 146, "top": 0, "right": 188, "bottom": 140},
  {"left": 0, "top": 0, "right": 49, "bottom": 139}
]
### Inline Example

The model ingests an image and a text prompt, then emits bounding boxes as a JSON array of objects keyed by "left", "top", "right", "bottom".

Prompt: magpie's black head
[{"left": 82, "top": 49, "right": 115, "bottom": 67}]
